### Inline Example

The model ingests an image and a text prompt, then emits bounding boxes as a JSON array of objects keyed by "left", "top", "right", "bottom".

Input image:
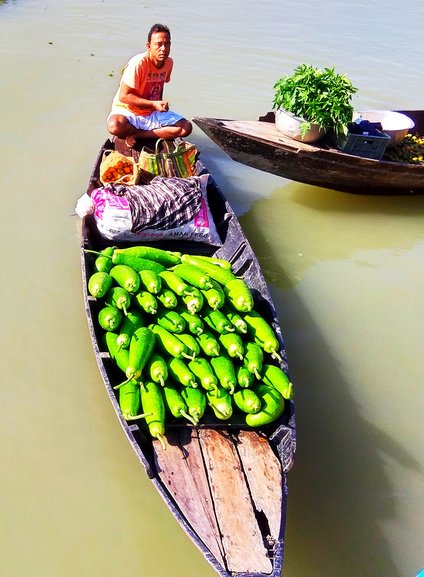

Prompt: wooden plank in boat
[
  {"left": 199, "top": 429, "right": 272, "bottom": 574},
  {"left": 153, "top": 429, "right": 226, "bottom": 566},
  {"left": 217, "top": 118, "right": 320, "bottom": 151},
  {"left": 236, "top": 430, "right": 283, "bottom": 541}
]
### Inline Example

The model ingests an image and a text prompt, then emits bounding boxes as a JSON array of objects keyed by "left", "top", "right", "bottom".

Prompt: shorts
[{"left": 108, "top": 107, "right": 184, "bottom": 131}]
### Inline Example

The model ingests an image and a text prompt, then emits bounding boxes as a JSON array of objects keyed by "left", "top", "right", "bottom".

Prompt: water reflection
[
  {"left": 274, "top": 281, "right": 422, "bottom": 577},
  {"left": 232, "top": 177, "right": 424, "bottom": 576},
  {"left": 288, "top": 181, "right": 424, "bottom": 216},
  {"left": 238, "top": 182, "right": 424, "bottom": 288}
]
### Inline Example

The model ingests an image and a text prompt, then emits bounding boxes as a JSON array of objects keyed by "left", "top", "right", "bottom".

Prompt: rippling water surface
[{"left": 1, "top": 1, "right": 424, "bottom": 576}]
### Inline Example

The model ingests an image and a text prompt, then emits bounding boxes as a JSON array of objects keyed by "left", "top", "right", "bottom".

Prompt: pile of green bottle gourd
[{"left": 86, "top": 245, "right": 294, "bottom": 448}]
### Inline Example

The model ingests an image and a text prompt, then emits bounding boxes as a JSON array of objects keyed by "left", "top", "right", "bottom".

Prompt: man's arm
[{"left": 119, "top": 82, "right": 169, "bottom": 112}]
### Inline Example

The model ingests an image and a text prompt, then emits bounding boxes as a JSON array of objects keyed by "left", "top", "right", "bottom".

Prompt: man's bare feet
[{"left": 125, "top": 134, "right": 137, "bottom": 148}]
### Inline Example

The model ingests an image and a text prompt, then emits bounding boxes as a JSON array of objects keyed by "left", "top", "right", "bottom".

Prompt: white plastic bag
[{"left": 74, "top": 193, "right": 95, "bottom": 218}]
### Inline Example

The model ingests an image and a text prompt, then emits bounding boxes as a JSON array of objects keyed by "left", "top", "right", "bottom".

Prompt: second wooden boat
[
  {"left": 193, "top": 110, "right": 424, "bottom": 195},
  {"left": 80, "top": 137, "right": 296, "bottom": 577}
]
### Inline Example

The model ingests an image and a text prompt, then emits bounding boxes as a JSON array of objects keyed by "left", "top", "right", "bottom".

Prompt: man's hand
[{"left": 153, "top": 100, "right": 170, "bottom": 112}]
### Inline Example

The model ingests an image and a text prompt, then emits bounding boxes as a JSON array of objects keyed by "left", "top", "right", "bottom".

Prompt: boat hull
[
  {"left": 193, "top": 111, "right": 424, "bottom": 195},
  {"left": 80, "top": 138, "right": 296, "bottom": 577}
]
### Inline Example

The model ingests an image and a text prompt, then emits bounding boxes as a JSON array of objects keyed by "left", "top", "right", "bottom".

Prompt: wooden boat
[
  {"left": 80, "top": 137, "right": 296, "bottom": 577},
  {"left": 193, "top": 110, "right": 424, "bottom": 195}
]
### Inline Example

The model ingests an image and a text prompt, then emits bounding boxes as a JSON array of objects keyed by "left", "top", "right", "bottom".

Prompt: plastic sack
[{"left": 78, "top": 173, "right": 221, "bottom": 246}]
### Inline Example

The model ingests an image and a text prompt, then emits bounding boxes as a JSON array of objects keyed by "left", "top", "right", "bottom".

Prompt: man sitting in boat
[{"left": 107, "top": 23, "right": 192, "bottom": 148}]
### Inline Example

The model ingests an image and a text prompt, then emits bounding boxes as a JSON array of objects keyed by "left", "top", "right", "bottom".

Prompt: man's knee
[
  {"left": 179, "top": 119, "right": 193, "bottom": 137},
  {"left": 107, "top": 115, "right": 129, "bottom": 136},
  {"left": 107, "top": 116, "right": 119, "bottom": 135}
]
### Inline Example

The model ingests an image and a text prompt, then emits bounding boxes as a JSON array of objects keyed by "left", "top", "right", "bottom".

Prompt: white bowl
[{"left": 358, "top": 110, "right": 415, "bottom": 146}]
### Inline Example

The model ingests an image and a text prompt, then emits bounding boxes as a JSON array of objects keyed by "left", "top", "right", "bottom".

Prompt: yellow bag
[{"left": 99, "top": 150, "right": 138, "bottom": 185}]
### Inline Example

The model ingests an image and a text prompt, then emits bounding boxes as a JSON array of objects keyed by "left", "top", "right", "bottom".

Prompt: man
[{"left": 107, "top": 23, "right": 192, "bottom": 147}]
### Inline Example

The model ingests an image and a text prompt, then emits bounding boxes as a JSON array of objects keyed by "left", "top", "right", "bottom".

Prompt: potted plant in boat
[{"left": 272, "top": 64, "right": 358, "bottom": 142}]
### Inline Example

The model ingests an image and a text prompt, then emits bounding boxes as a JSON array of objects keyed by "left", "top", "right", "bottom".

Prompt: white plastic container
[{"left": 358, "top": 110, "right": 415, "bottom": 146}]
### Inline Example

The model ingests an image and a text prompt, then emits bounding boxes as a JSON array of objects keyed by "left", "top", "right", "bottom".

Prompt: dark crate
[{"left": 338, "top": 131, "right": 391, "bottom": 160}]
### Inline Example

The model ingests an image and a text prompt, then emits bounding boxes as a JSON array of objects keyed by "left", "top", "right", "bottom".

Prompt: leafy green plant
[{"left": 272, "top": 64, "right": 357, "bottom": 137}]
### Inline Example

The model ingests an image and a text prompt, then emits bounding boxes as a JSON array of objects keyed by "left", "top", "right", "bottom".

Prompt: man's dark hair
[{"left": 148, "top": 23, "right": 171, "bottom": 42}]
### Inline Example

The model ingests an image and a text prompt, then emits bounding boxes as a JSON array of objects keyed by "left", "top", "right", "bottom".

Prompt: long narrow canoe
[
  {"left": 193, "top": 110, "right": 424, "bottom": 195},
  {"left": 80, "top": 138, "right": 296, "bottom": 577}
]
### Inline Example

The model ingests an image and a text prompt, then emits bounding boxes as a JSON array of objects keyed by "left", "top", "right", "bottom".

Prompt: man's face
[{"left": 147, "top": 31, "right": 171, "bottom": 67}]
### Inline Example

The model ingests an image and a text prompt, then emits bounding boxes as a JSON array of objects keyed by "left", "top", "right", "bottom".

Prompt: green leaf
[{"left": 272, "top": 64, "right": 357, "bottom": 136}]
